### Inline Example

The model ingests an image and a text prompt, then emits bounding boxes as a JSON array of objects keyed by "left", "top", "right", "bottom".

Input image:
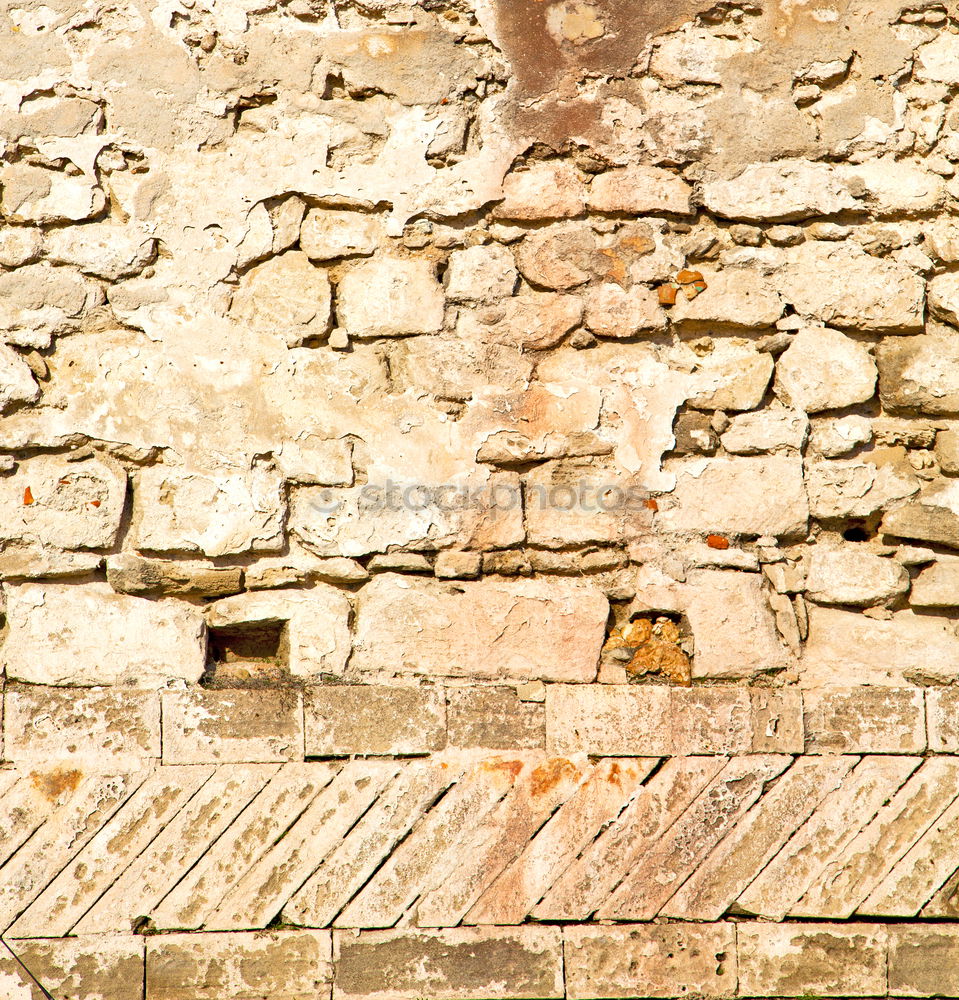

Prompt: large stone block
[
  {"left": 133, "top": 461, "right": 285, "bottom": 557},
  {"left": 805, "top": 548, "right": 909, "bottom": 607},
  {"left": 926, "top": 688, "right": 959, "bottom": 752},
  {"left": 588, "top": 165, "right": 694, "bottom": 215},
  {"left": 564, "top": 924, "right": 736, "bottom": 999},
  {"left": 0, "top": 263, "right": 96, "bottom": 346},
  {"left": 888, "top": 925, "right": 959, "bottom": 996},
  {"left": 659, "top": 455, "right": 808, "bottom": 537},
  {"left": 333, "top": 926, "right": 563, "bottom": 1000},
  {"left": 147, "top": 930, "right": 332, "bottom": 1000},
  {"left": 737, "top": 923, "right": 887, "bottom": 998},
  {"left": 2, "top": 582, "right": 206, "bottom": 686},
  {"left": 305, "top": 685, "right": 446, "bottom": 755},
  {"left": 775, "top": 327, "right": 877, "bottom": 413},
  {"left": 0, "top": 163, "right": 105, "bottom": 223},
  {"left": 882, "top": 480, "right": 959, "bottom": 548},
  {"left": 803, "top": 687, "right": 926, "bottom": 753},
  {"left": 494, "top": 162, "right": 585, "bottom": 220},
  {"left": 0, "top": 455, "right": 126, "bottom": 550},
  {"left": 878, "top": 331, "right": 959, "bottom": 415},
  {"left": 447, "top": 686, "right": 544, "bottom": 749},
  {"left": 337, "top": 257, "right": 445, "bottom": 337},
  {"left": 351, "top": 575, "right": 607, "bottom": 682},
  {"left": 4, "top": 685, "right": 160, "bottom": 766},
  {"left": 10, "top": 937, "right": 143, "bottom": 1000},
  {"left": 162, "top": 688, "right": 304, "bottom": 763}
]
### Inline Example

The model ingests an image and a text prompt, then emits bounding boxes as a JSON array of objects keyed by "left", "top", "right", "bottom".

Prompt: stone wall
[{"left": 3, "top": 0, "right": 959, "bottom": 996}]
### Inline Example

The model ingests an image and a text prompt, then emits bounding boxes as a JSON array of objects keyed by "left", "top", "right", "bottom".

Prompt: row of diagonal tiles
[{"left": 2, "top": 753, "right": 959, "bottom": 936}]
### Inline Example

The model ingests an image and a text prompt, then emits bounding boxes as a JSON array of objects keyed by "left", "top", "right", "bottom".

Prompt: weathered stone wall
[{"left": 4, "top": 0, "right": 959, "bottom": 996}]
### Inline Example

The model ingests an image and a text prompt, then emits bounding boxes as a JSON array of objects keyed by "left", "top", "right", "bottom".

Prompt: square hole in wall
[{"left": 203, "top": 621, "right": 289, "bottom": 688}]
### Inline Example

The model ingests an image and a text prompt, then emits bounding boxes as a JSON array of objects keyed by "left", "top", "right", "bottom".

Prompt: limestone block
[
  {"left": 775, "top": 327, "right": 877, "bottom": 413},
  {"left": 204, "top": 588, "right": 352, "bottom": 679},
  {"left": 147, "top": 930, "right": 332, "bottom": 1000},
  {"left": 3, "top": 685, "right": 160, "bottom": 766},
  {"left": 0, "top": 227, "right": 42, "bottom": 267},
  {"left": 445, "top": 244, "right": 517, "bottom": 302},
  {"left": 780, "top": 242, "right": 924, "bottom": 331},
  {"left": 0, "top": 263, "right": 95, "bottom": 345},
  {"left": 275, "top": 434, "right": 354, "bottom": 486},
  {"left": 351, "top": 574, "right": 607, "bottom": 682},
  {"left": 926, "top": 688, "right": 959, "bottom": 751},
  {"left": 10, "top": 937, "right": 143, "bottom": 1000},
  {"left": 737, "top": 923, "right": 887, "bottom": 998},
  {"left": 162, "top": 689, "right": 304, "bottom": 763},
  {"left": 936, "top": 429, "right": 959, "bottom": 474},
  {"left": 807, "top": 459, "right": 917, "bottom": 519},
  {"left": 702, "top": 159, "right": 857, "bottom": 221},
  {"left": 44, "top": 222, "right": 156, "bottom": 280},
  {"left": 106, "top": 553, "right": 243, "bottom": 597},
  {"left": 564, "top": 924, "right": 735, "bottom": 999},
  {"left": 889, "top": 925, "right": 959, "bottom": 997},
  {"left": 338, "top": 257, "right": 444, "bottom": 337},
  {"left": 878, "top": 330, "right": 959, "bottom": 414},
  {"left": 494, "top": 162, "right": 585, "bottom": 220},
  {"left": 447, "top": 686, "right": 544, "bottom": 749},
  {"left": 587, "top": 165, "right": 694, "bottom": 215},
  {"left": 0, "top": 163, "right": 105, "bottom": 223},
  {"left": 882, "top": 479, "right": 959, "bottom": 548},
  {"left": 230, "top": 251, "right": 332, "bottom": 346},
  {"left": 0, "top": 345, "right": 39, "bottom": 409},
  {"left": 846, "top": 156, "right": 945, "bottom": 214},
  {"left": 333, "top": 926, "right": 563, "bottom": 1000},
  {"left": 809, "top": 415, "right": 872, "bottom": 457},
  {"left": 915, "top": 31, "right": 959, "bottom": 84},
  {"left": 805, "top": 549, "right": 909, "bottom": 606},
  {"left": 465, "top": 292, "right": 584, "bottom": 350},
  {"left": 2, "top": 581, "right": 206, "bottom": 686},
  {"left": 803, "top": 687, "right": 926, "bottom": 753},
  {"left": 801, "top": 605, "right": 959, "bottom": 686},
  {"left": 133, "top": 461, "right": 285, "bottom": 556},
  {"left": 0, "top": 455, "right": 126, "bottom": 550},
  {"left": 908, "top": 559, "right": 959, "bottom": 607},
  {"left": 515, "top": 224, "right": 595, "bottom": 290},
  {"left": 683, "top": 340, "right": 775, "bottom": 411},
  {"left": 584, "top": 282, "right": 666, "bottom": 337},
  {"left": 300, "top": 207, "right": 383, "bottom": 260},
  {"left": 305, "top": 685, "right": 446, "bottom": 755},
  {"left": 660, "top": 455, "right": 808, "bottom": 537},
  {"left": 721, "top": 407, "right": 808, "bottom": 454},
  {"left": 668, "top": 268, "right": 783, "bottom": 327}
]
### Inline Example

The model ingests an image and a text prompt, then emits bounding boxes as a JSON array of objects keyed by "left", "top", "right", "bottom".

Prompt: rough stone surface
[
  {"left": 803, "top": 687, "right": 926, "bottom": 753},
  {"left": 775, "top": 327, "right": 877, "bottom": 413},
  {"left": 805, "top": 549, "right": 909, "bottom": 607}
]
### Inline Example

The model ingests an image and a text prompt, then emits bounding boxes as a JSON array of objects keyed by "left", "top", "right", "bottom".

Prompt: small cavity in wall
[{"left": 203, "top": 621, "right": 289, "bottom": 688}]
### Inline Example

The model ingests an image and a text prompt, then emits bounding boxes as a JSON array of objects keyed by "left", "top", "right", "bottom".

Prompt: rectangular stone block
[
  {"left": 162, "top": 688, "right": 303, "bottom": 763},
  {"left": 737, "top": 923, "right": 887, "bottom": 997},
  {"left": 4, "top": 685, "right": 159, "bottom": 766},
  {"left": 926, "top": 687, "right": 959, "bottom": 751},
  {"left": 750, "top": 688, "right": 804, "bottom": 752},
  {"left": 352, "top": 575, "right": 607, "bottom": 683},
  {"left": 2, "top": 581, "right": 206, "bottom": 687},
  {"left": 10, "top": 937, "right": 143, "bottom": 1000},
  {"left": 333, "top": 927, "right": 563, "bottom": 1000},
  {"left": 564, "top": 924, "right": 736, "bottom": 999},
  {"left": 804, "top": 687, "right": 926, "bottom": 753},
  {"left": 0, "top": 941, "right": 43, "bottom": 1000},
  {"left": 305, "top": 685, "right": 446, "bottom": 755},
  {"left": 889, "top": 925, "right": 959, "bottom": 997},
  {"left": 447, "top": 686, "right": 544, "bottom": 749},
  {"left": 147, "top": 930, "right": 332, "bottom": 1000}
]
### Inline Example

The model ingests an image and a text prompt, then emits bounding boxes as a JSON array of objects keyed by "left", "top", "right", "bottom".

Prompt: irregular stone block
[
  {"left": 0, "top": 163, "right": 105, "bottom": 223},
  {"left": 926, "top": 688, "right": 959, "bottom": 751},
  {"left": 230, "top": 251, "right": 332, "bottom": 347},
  {"left": 106, "top": 552, "right": 243, "bottom": 597},
  {"left": 337, "top": 257, "right": 445, "bottom": 337},
  {"left": 447, "top": 686, "right": 544, "bottom": 749},
  {"left": 147, "top": 930, "right": 332, "bottom": 1000},
  {"left": 805, "top": 548, "right": 909, "bottom": 606},
  {"left": 668, "top": 268, "right": 783, "bottom": 327},
  {"left": 300, "top": 207, "right": 383, "bottom": 260},
  {"left": 808, "top": 459, "right": 917, "bottom": 519},
  {"left": 10, "top": 937, "right": 143, "bottom": 1000},
  {"left": 879, "top": 330, "right": 959, "bottom": 415},
  {"left": 915, "top": 31, "right": 959, "bottom": 84},
  {"left": 702, "top": 159, "right": 857, "bottom": 221},
  {"left": 660, "top": 455, "right": 808, "bottom": 537},
  {"left": 588, "top": 165, "right": 694, "bottom": 215},
  {"left": 515, "top": 224, "right": 595, "bottom": 290},
  {"left": 4, "top": 685, "right": 160, "bottom": 766},
  {"left": 464, "top": 292, "right": 584, "bottom": 350},
  {"left": 804, "top": 687, "right": 925, "bottom": 753},
  {"left": 133, "top": 460, "right": 285, "bottom": 556},
  {"left": 584, "top": 282, "right": 666, "bottom": 337},
  {"left": 721, "top": 406, "right": 807, "bottom": 454},
  {"left": 44, "top": 222, "right": 156, "bottom": 280},
  {"left": 445, "top": 243, "right": 517, "bottom": 302},
  {"left": 162, "top": 688, "right": 304, "bottom": 763},
  {"left": 352, "top": 575, "right": 607, "bottom": 682},
  {"left": 2, "top": 581, "right": 206, "bottom": 686},
  {"left": 683, "top": 340, "right": 775, "bottom": 411},
  {"left": 801, "top": 606, "right": 959, "bottom": 686},
  {"left": 0, "top": 455, "right": 125, "bottom": 550},
  {"left": 564, "top": 924, "right": 735, "bottom": 1000},
  {"left": 333, "top": 926, "right": 563, "bottom": 1000},
  {"left": 205, "top": 588, "right": 352, "bottom": 680},
  {"left": 775, "top": 327, "right": 877, "bottom": 413},
  {"left": 494, "top": 162, "right": 585, "bottom": 220},
  {"left": 889, "top": 925, "right": 959, "bottom": 996},
  {"left": 0, "top": 263, "right": 96, "bottom": 346},
  {"left": 882, "top": 479, "right": 959, "bottom": 548},
  {"left": 305, "top": 685, "right": 446, "bottom": 755},
  {"left": 0, "top": 345, "right": 39, "bottom": 410},
  {"left": 737, "top": 923, "right": 887, "bottom": 998}
]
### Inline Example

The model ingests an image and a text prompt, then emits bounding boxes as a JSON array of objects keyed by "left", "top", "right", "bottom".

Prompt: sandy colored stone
[
  {"left": 10, "top": 937, "right": 143, "bottom": 1000},
  {"left": 805, "top": 548, "right": 909, "bottom": 606},
  {"left": 0, "top": 263, "right": 96, "bottom": 346},
  {"left": 668, "top": 268, "right": 783, "bottom": 327},
  {"left": 775, "top": 327, "right": 877, "bottom": 413},
  {"left": 147, "top": 930, "right": 332, "bottom": 1000},
  {"left": 683, "top": 340, "right": 775, "bottom": 411},
  {"left": 2, "top": 581, "right": 206, "bottom": 686},
  {"left": 0, "top": 163, "right": 105, "bottom": 223},
  {"left": 807, "top": 459, "right": 917, "bottom": 519},
  {"left": 588, "top": 165, "right": 694, "bottom": 215},
  {"left": 338, "top": 257, "right": 444, "bottom": 337},
  {"left": 889, "top": 925, "right": 959, "bottom": 996},
  {"left": 4, "top": 685, "right": 159, "bottom": 766},
  {"left": 721, "top": 406, "right": 807, "bottom": 454},
  {"left": 803, "top": 686, "right": 925, "bottom": 753},
  {"left": 0, "top": 942, "right": 43, "bottom": 1000},
  {"left": 162, "top": 688, "right": 304, "bottom": 763},
  {"left": 352, "top": 574, "right": 607, "bottom": 682},
  {"left": 445, "top": 243, "right": 518, "bottom": 302},
  {"left": 300, "top": 207, "right": 382, "bottom": 260},
  {"left": 926, "top": 687, "right": 959, "bottom": 751},
  {"left": 584, "top": 282, "right": 667, "bottom": 337},
  {"left": 333, "top": 926, "right": 563, "bottom": 1000},
  {"left": 447, "top": 686, "right": 544, "bottom": 749},
  {"left": 106, "top": 552, "right": 243, "bottom": 597},
  {"left": 494, "top": 162, "right": 585, "bottom": 220},
  {"left": 305, "top": 685, "right": 446, "bottom": 755},
  {"left": 882, "top": 479, "right": 959, "bottom": 548},
  {"left": 515, "top": 224, "right": 595, "bottom": 290}
]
